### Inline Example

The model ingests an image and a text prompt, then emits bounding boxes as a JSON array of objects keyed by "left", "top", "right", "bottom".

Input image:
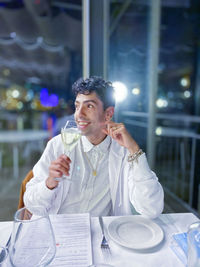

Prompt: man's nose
[{"left": 77, "top": 105, "right": 85, "bottom": 116}]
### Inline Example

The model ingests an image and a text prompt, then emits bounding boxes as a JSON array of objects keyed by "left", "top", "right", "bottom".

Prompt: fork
[
  {"left": 99, "top": 216, "right": 110, "bottom": 250},
  {"left": 99, "top": 217, "right": 112, "bottom": 264}
]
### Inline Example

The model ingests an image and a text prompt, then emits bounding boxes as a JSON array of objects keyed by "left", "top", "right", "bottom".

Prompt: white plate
[{"left": 108, "top": 216, "right": 164, "bottom": 250}]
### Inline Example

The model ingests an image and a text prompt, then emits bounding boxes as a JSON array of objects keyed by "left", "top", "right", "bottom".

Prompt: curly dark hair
[{"left": 72, "top": 76, "right": 115, "bottom": 109}]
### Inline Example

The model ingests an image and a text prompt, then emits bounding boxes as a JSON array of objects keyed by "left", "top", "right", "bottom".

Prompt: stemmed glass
[
  {"left": 187, "top": 221, "right": 200, "bottom": 267},
  {"left": 61, "top": 120, "right": 81, "bottom": 157},
  {"left": 8, "top": 206, "right": 56, "bottom": 267},
  {"left": 55, "top": 120, "right": 81, "bottom": 182}
]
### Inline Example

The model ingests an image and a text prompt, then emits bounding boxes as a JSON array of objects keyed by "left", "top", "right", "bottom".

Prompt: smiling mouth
[{"left": 77, "top": 121, "right": 90, "bottom": 128}]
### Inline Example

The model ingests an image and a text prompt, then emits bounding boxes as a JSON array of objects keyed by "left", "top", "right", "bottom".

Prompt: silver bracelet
[{"left": 127, "top": 149, "right": 144, "bottom": 164}]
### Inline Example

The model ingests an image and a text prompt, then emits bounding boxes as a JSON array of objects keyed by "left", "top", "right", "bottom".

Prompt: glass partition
[
  {"left": 109, "top": 0, "right": 200, "bottom": 215},
  {"left": 109, "top": 0, "right": 150, "bottom": 149},
  {"left": 0, "top": 0, "right": 82, "bottom": 220}
]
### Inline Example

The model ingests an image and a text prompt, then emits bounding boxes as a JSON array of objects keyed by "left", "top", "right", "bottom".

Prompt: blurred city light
[
  {"left": 184, "top": 90, "right": 191, "bottom": 98},
  {"left": 155, "top": 127, "right": 162, "bottom": 136},
  {"left": 180, "top": 77, "right": 190, "bottom": 87},
  {"left": 37, "top": 37, "right": 43, "bottom": 44},
  {"left": 113, "top": 81, "right": 128, "bottom": 102},
  {"left": 10, "top": 32, "right": 16, "bottom": 38},
  {"left": 31, "top": 102, "right": 36, "bottom": 109},
  {"left": 40, "top": 88, "right": 59, "bottom": 107},
  {"left": 132, "top": 87, "right": 140, "bottom": 95},
  {"left": 17, "top": 101, "right": 23, "bottom": 110},
  {"left": 156, "top": 98, "right": 168, "bottom": 108},
  {"left": 12, "top": 89, "right": 20, "bottom": 98},
  {"left": 3, "top": 68, "right": 10, "bottom": 76}
]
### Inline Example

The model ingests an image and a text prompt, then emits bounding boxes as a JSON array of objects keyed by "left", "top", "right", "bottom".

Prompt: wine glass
[
  {"left": 55, "top": 120, "right": 82, "bottom": 182},
  {"left": 187, "top": 221, "right": 200, "bottom": 267},
  {"left": 61, "top": 120, "right": 81, "bottom": 157},
  {"left": 8, "top": 206, "right": 56, "bottom": 267}
]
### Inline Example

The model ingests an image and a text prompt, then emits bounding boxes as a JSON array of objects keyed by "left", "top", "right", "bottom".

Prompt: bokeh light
[{"left": 113, "top": 81, "right": 128, "bottom": 102}]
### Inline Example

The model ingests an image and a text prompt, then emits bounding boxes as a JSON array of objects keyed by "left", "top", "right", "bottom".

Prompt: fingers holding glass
[{"left": 46, "top": 155, "right": 71, "bottom": 188}]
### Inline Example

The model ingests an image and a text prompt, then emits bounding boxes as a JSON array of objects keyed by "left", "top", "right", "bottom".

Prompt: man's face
[{"left": 74, "top": 92, "right": 107, "bottom": 140}]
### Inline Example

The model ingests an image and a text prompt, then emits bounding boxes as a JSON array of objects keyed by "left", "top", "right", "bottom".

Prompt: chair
[{"left": 18, "top": 170, "right": 33, "bottom": 209}]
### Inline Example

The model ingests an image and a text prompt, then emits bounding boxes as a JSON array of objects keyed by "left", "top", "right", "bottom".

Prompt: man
[{"left": 24, "top": 76, "right": 164, "bottom": 218}]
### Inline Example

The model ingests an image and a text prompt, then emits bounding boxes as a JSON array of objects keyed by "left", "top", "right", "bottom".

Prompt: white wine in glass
[
  {"left": 61, "top": 120, "right": 81, "bottom": 156},
  {"left": 56, "top": 120, "right": 81, "bottom": 182}
]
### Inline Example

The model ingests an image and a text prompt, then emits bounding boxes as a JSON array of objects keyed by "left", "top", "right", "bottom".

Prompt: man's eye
[{"left": 88, "top": 104, "right": 93, "bottom": 108}]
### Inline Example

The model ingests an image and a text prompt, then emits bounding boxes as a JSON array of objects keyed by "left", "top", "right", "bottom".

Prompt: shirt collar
[{"left": 81, "top": 135, "right": 111, "bottom": 153}]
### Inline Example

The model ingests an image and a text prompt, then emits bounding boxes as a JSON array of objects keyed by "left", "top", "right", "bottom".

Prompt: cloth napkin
[{"left": 170, "top": 232, "right": 187, "bottom": 266}]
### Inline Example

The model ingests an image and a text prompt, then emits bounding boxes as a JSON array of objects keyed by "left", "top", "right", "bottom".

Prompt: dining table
[{"left": 0, "top": 212, "right": 199, "bottom": 267}]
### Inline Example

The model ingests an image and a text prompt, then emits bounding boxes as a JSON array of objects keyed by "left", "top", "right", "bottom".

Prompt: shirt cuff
[
  {"left": 130, "top": 153, "right": 156, "bottom": 181},
  {"left": 39, "top": 180, "right": 58, "bottom": 200}
]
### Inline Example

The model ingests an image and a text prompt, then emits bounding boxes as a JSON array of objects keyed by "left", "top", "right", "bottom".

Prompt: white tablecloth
[
  {"left": 91, "top": 213, "right": 199, "bottom": 267},
  {"left": 0, "top": 213, "right": 199, "bottom": 267}
]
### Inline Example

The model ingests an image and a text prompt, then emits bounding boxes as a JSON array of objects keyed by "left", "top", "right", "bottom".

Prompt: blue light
[{"left": 40, "top": 88, "right": 59, "bottom": 107}]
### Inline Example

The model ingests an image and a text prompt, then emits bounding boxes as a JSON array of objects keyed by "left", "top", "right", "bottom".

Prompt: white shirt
[
  {"left": 24, "top": 134, "right": 164, "bottom": 218},
  {"left": 58, "top": 136, "right": 112, "bottom": 216}
]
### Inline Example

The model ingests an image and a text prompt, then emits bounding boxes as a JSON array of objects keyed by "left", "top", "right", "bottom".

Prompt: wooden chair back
[{"left": 18, "top": 170, "right": 33, "bottom": 209}]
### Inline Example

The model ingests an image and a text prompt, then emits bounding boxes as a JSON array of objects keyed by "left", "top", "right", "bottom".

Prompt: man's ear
[{"left": 105, "top": 107, "right": 114, "bottom": 121}]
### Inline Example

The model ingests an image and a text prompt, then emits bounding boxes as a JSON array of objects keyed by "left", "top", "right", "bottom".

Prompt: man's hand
[
  {"left": 102, "top": 121, "right": 140, "bottom": 154},
  {"left": 46, "top": 154, "right": 71, "bottom": 189}
]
